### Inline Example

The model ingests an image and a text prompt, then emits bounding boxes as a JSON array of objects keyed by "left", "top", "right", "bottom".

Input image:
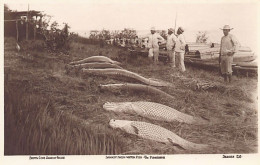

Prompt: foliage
[
  {"left": 40, "top": 21, "right": 71, "bottom": 52},
  {"left": 88, "top": 28, "right": 137, "bottom": 42},
  {"left": 99, "top": 29, "right": 111, "bottom": 40},
  {"left": 120, "top": 28, "right": 137, "bottom": 39},
  {"left": 196, "top": 31, "right": 209, "bottom": 43}
]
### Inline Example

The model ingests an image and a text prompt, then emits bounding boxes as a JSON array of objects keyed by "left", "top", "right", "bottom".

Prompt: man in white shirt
[
  {"left": 175, "top": 27, "right": 186, "bottom": 72},
  {"left": 143, "top": 27, "right": 165, "bottom": 64},
  {"left": 166, "top": 28, "right": 177, "bottom": 68},
  {"left": 219, "top": 25, "right": 239, "bottom": 83}
]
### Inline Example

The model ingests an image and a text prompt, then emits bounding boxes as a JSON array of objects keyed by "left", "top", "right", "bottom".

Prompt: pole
[
  {"left": 26, "top": 4, "right": 29, "bottom": 40},
  {"left": 16, "top": 20, "right": 19, "bottom": 42},
  {"left": 34, "top": 16, "right": 37, "bottom": 40},
  {"left": 174, "top": 12, "right": 177, "bottom": 35}
]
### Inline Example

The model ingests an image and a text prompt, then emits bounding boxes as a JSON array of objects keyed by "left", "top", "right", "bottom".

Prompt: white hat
[
  {"left": 150, "top": 27, "right": 156, "bottom": 31},
  {"left": 178, "top": 27, "right": 184, "bottom": 33},
  {"left": 168, "top": 28, "right": 175, "bottom": 33},
  {"left": 220, "top": 25, "right": 233, "bottom": 30}
]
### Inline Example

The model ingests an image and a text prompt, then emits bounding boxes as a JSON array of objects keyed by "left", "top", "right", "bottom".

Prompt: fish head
[{"left": 109, "top": 119, "right": 132, "bottom": 129}]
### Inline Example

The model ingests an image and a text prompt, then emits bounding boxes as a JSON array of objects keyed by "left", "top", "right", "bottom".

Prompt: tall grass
[{"left": 4, "top": 82, "right": 125, "bottom": 155}]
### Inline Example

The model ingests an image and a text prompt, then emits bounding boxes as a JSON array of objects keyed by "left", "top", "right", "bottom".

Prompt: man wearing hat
[
  {"left": 143, "top": 27, "right": 165, "bottom": 64},
  {"left": 175, "top": 27, "right": 187, "bottom": 72},
  {"left": 219, "top": 25, "right": 239, "bottom": 83},
  {"left": 166, "top": 28, "right": 177, "bottom": 68}
]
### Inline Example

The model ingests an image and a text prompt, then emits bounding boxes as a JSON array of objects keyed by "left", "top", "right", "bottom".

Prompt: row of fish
[
  {"left": 67, "top": 56, "right": 169, "bottom": 87},
  {"left": 68, "top": 55, "right": 209, "bottom": 151}
]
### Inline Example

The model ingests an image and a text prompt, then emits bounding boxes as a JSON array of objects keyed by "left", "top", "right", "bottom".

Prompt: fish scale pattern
[
  {"left": 104, "top": 101, "right": 201, "bottom": 124},
  {"left": 129, "top": 121, "right": 174, "bottom": 143},
  {"left": 110, "top": 119, "right": 207, "bottom": 151},
  {"left": 133, "top": 102, "right": 190, "bottom": 122},
  {"left": 117, "top": 120, "right": 207, "bottom": 151}
]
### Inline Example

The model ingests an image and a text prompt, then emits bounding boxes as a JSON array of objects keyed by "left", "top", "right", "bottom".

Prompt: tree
[
  {"left": 39, "top": 19, "right": 71, "bottom": 51},
  {"left": 121, "top": 28, "right": 137, "bottom": 39},
  {"left": 99, "top": 29, "right": 111, "bottom": 40}
]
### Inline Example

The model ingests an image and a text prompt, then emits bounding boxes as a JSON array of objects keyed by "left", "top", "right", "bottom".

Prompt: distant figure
[
  {"left": 142, "top": 27, "right": 165, "bottom": 64},
  {"left": 185, "top": 44, "right": 189, "bottom": 54},
  {"left": 219, "top": 25, "right": 239, "bottom": 83},
  {"left": 16, "top": 43, "right": 20, "bottom": 52},
  {"left": 175, "top": 27, "right": 186, "bottom": 72},
  {"left": 134, "top": 36, "right": 139, "bottom": 46},
  {"left": 166, "top": 28, "right": 177, "bottom": 68},
  {"left": 113, "top": 39, "right": 116, "bottom": 46}
]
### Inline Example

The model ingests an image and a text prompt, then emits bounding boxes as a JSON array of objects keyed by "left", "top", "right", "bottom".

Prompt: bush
[{"left": 40, "top": 21, "right": 71, "bottom": 52}]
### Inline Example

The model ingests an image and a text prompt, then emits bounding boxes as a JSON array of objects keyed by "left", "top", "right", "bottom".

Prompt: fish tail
[
  {"left": 103, "top": 102, "right": 132, "bottom": 112},
  {"left": 185, "top": 142, "right": 209, "bottom": 151},
  {"left": 169, "top": 136, "right": 208, "bottom": 151},
  {"left": 103, "top": 102, "right": 120, "bottom": 111},
  {"left": 193, "top": 117, "right": 210, "bottom": 125}
]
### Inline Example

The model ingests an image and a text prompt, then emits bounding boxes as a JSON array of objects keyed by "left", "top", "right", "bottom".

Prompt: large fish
[
  {"left": 82, "top": 69, "right": 171, "bottom": 87},
  {"left": 99, "top": 83, "right": 175, "bottom": 100},
  {"left": 67, "top": 62, "right": 123, "bottom": 69},
  {"left": 69, "top": 56, "right": 121, "bottom": 65},
  {"left": 109, "top": 119, "right": 208, "bottom": 151},
  {"left": 104, "top": 102, "right": 208, "bottom": 125}
]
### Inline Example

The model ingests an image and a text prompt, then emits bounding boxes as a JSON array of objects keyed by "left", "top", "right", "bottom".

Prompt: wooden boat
[
  {"left": 128, "top": 47, "right": 256, "bottom": 76},
  {"left": 234, "top": 61, "right": 258, "bottom": 68}
]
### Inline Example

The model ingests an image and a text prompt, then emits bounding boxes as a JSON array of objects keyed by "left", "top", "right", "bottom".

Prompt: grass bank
[{"left": 4, "top": 37, "right": 258, "bottom": 154}]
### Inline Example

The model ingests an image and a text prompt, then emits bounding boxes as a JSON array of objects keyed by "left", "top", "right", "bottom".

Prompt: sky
[{"left": 4, "top": 0, "right": 260, "bottom": 51}]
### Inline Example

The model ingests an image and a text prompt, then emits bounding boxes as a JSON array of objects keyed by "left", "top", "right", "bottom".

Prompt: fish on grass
[
  {"left": 69, "top": 56, "right": 121, "bottom": 65},
  {"left": 83, "top": 69, "right": 171, "bottom": 87},
  {"left": 109, "top": 119, "right": 208, "bottom": 151},
  {"left": 71, "top": 62, "right": 123, "bottom": 69},
  {"left": 104, "top": 102, "right": 209, "bottom": 125},
  {"left": 99, "top": 83, "right": 175, "bottom": 100}
]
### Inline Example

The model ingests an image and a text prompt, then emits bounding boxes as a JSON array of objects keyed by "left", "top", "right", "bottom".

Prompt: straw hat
[
  {"left": 150, "top": 27, "right": 156, "bottom": 31},
  {"left": 220, "top": 25, "right": 234, "bottom": 30}
]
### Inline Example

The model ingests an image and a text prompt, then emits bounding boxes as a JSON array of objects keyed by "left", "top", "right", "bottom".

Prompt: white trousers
[
  {"left": 148, "top": 48, "right": 159, "bottom": 63},
  {"left": 175, "top": 52, "right": 186, "bottom": 72}
]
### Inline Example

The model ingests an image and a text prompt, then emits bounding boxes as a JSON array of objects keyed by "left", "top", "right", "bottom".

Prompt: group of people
[
  {"left": 143, "top": 25, "right": 239, "bottom": 83},
  {"left": 142, "top": 26, "right": 187, "bottom": 72}
]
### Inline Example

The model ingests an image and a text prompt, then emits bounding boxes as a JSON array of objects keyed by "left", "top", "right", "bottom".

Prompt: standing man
[
  {"left": 219, "top": 25, "right": 239, "bottom": 83},
  {"left": 166, "top": 28, "right": 177, "bottom": 68},
  {"left": 175, "top": 27, "right": 186, "bottom": 72},
  {"left": 143, "top": 27, "right": 165, "bottom": 64}
]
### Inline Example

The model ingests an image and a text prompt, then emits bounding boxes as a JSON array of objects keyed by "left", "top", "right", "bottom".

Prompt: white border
[{"left": 1, "top": 0, "right": 259, "bottom": 165}]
